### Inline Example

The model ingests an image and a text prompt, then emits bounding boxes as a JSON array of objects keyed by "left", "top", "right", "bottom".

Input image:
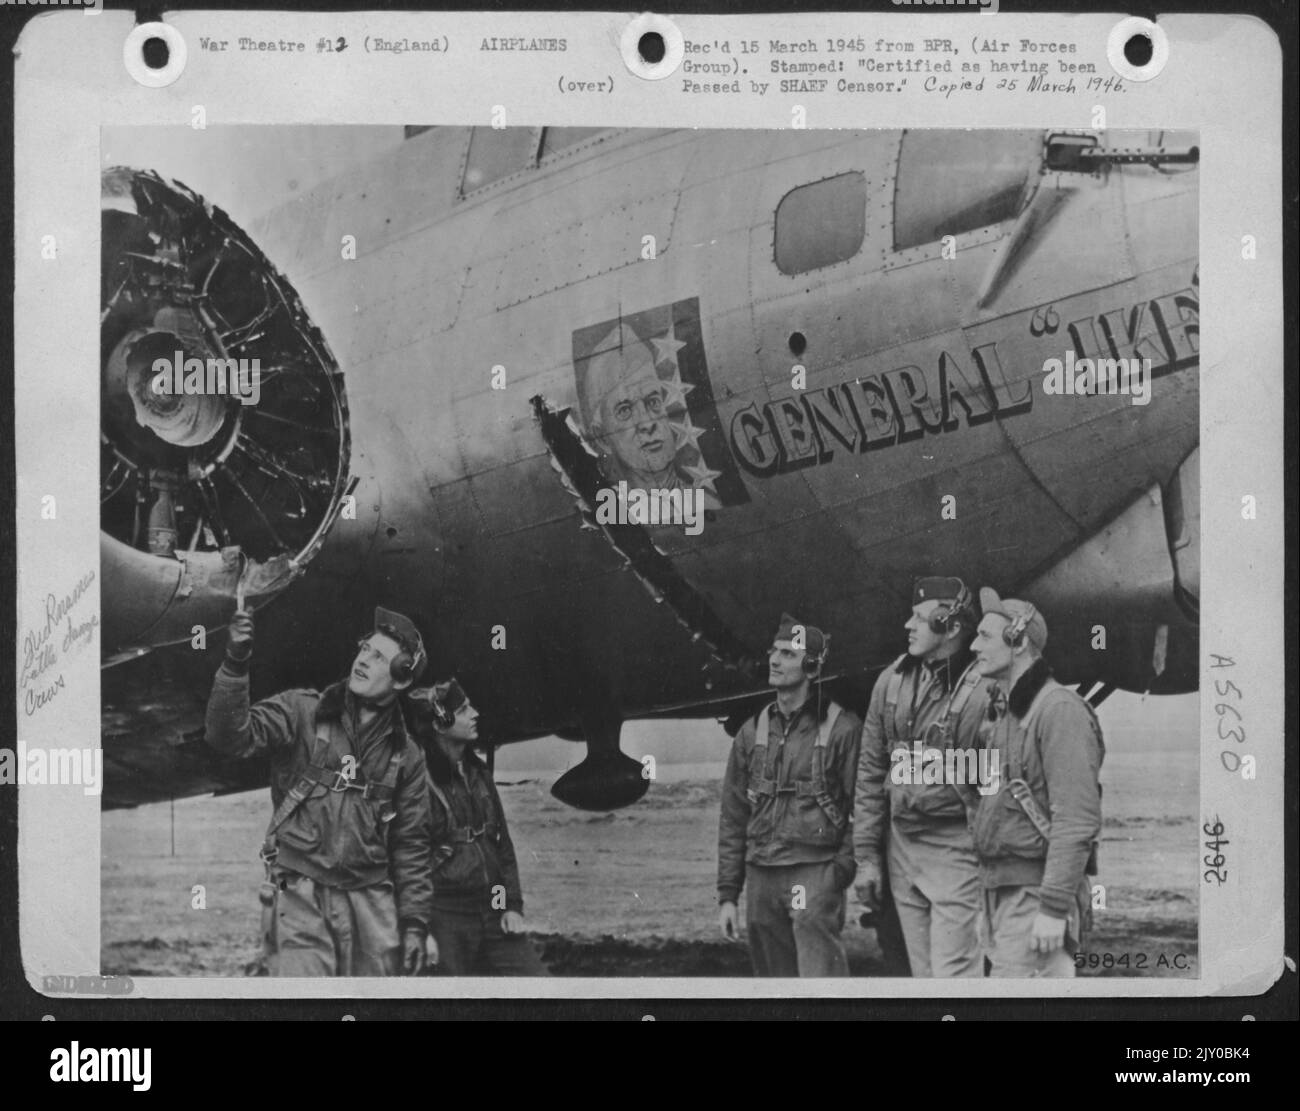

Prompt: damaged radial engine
[{"left": 101, "top": 168, "right": 352, "bottom": 663}]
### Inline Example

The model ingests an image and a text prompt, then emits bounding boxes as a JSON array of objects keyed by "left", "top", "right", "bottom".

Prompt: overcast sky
[
  {"left": 493, "top": 690, "right": 1199, "bottom": 772},
  {"left": 102, "top": 125, "right": 407, "bottom": 226}
]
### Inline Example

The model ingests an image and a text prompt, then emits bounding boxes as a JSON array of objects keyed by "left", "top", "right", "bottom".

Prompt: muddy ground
[{"left": 102, "top": 748, "right": 1197, "bottom": 979}]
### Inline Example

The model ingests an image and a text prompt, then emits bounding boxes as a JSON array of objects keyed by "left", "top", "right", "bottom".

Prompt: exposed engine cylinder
[{"left": 101, "top": 168, "right": 351, "bottom": 658}]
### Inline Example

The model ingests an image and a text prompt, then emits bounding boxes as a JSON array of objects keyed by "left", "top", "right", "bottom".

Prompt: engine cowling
[
  {"left": 1023, "top": 448, "right": 1200, "bottom": 694},
  {"left": 101, "top": 168, "right": 351, "bottom": 661}
]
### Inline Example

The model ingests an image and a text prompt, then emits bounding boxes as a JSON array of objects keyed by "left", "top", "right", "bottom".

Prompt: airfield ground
[{"left": 102, "top": 748, "right": 1197, "bottom": 979}]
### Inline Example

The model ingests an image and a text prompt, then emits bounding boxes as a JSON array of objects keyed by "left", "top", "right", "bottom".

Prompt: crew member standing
[
  {"left": 204, "top": 606, "right": 434, "bottom": 976},
  {"left": 717, "top": 614, "right": 862, "bottom": 977},
  {"left": 970, "top": 588, "right": 1104, "bottom": 978},
  {"left": 409, "top": 678, "right": 549, "bottom": 976},
  {"left": 854, "top": 578, "right": 992, "bottom": 978}
]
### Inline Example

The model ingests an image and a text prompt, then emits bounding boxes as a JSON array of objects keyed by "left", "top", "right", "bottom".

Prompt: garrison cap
[
  {"left": 373, "top": 606, "right": 427, "bottom": 678},
  {"left": 978, "top": 588, "right": 1048, "bottom": 652},
  {"left": 913, "top": 576, "right": 969, "bottom": 606},
  {"left": 433, "top": 677, "right": 469, "bottom": 715},
  {"left": 407, "top": 677, "right": 468, "bottom": 726},
  {"left": 774, "top": 612, "right": 827, "bottom": 658}
]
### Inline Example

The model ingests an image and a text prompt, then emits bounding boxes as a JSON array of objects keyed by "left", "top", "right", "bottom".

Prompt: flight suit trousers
[
  {"left": 430, "top": 905, "right": 550, "bottom": 976},
  {"left": 263, "top": 873, "right": 401, "bottom": 977},
  {"left": 982, "top": 884, "right": 1081, "bottom": 979},
  {"left": 888, "top": 820, "right": 983, "bottom": 978},
  {"left": 873, "top": 860, "right": 913, "bottom": 976},
  {"left": 745, "top": 860, "right": 849, "bottom": 977}
]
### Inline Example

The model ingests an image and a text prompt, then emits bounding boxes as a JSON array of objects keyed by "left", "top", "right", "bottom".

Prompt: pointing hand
[{"left": 227, "top": 608, "right": 255, "bottom": 661}]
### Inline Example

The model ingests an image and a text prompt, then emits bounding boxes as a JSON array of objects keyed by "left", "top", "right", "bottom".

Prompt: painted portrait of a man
[{"left": 572, "top": 299, "right": 749, "bottom": 512}]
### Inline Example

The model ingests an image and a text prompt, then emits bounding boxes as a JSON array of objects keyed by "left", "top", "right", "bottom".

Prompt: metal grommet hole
[
  {"left": 620, "top": 13, "right": 684, "bottom": 80},
  {"left": 124, "top": 21, "right": 188, "bottom": 88},
  {"left": 638, "top": 31, "right": 666, "bottom": 65},
  {"left": 142, "top": 36, "right": 169, "bottom": 69},
  {"left": 1106, "top": 17, "right": 1168, "bottom": 83},
  {"left": 1123, "top": 33, "right": 1153, "bottom": 68}
]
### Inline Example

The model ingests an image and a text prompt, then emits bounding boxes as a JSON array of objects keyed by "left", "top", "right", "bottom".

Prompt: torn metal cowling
[
  {"left": 532, "top": 395, "right": 760, "bottom": 682},
  {"left": 100, "top": 168, "right": 351, "bottom": 659}
]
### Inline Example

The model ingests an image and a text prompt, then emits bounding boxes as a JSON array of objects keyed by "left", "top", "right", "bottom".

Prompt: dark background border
[{"left": 0, "top": 0, "right": 1294, "bottom": 1025}]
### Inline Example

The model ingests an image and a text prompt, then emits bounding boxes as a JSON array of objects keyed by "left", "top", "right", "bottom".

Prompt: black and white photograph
[
  {"left": 92, "top": 122, "right": 1202, "bottom": 981},
  {"left": 9, "top": 7, "right": 1287, "bottom": 1019}
]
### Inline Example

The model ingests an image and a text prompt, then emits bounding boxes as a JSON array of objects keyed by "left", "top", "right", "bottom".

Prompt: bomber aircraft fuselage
[{"left": 98, "top": 127, "right": 1200, "bottom": 809}]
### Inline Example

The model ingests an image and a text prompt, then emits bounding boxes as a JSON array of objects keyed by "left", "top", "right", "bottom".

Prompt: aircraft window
[
  {"left": 893, "top": 130, "right": 1039, "bottom": 251},
  {"left": 461, "top": 127, "right": 541, "bottom": 194},
  {"left": 539, "top": 127, "right": 608, "bottom": 159},
  {"left": 774, "top": 172, "right": 867, "bottom": 275}
]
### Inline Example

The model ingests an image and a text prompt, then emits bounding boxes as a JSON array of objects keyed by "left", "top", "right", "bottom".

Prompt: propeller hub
[{"left": 113, "top": 328, "right": 231, "bottom": 449}]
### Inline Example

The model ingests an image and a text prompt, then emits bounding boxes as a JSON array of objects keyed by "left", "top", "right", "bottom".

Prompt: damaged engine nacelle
[{"left": 101, "top": 169, "right": 351, "bottom": 661}]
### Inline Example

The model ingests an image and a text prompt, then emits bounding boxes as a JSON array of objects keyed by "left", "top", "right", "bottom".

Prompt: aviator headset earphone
[
  {"left": 927, "top": 581, "right": 974, "bottom": 635},
  {"left": 801, "top": 635, "right": 830, "bottom": 676},
  {"left": 427, "top": 692, "right": 455, "bottom": 730},
  {"left": 403, "top": 685, "right": 456, "bottom": 731},
  {"left": 359, "top": 623, "right": 427, "bottom": 685},
  {"left": 411, "top": 681, "right": 460, "bottom": 730},
  {"left": 1001, "top": 603, "right": 1038, "bottom": 648}
]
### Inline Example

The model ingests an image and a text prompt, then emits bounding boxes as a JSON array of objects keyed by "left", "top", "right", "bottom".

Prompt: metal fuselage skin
[{"left": 125, "top": 128, "right": 1200, "bottom": 755}]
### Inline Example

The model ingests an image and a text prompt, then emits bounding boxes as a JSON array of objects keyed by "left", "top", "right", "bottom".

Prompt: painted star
[
  {"left": 662, "top": 369, "right": 695, "bottom": 411},
  {"left": 683, "top": 458, "right": 723, "bottom": 494},
  {"left": 671, "top": 417, "right": 706, "bottom": 454},
  {"left": 651, "top": 325, "right": 687, "bottom": 370}
]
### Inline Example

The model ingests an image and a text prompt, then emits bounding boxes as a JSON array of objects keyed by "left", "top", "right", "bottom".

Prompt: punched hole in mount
[
  {"left": 124, "top": 21, "right": 188, "bottom": 87},
  {"left": 1123, "top": 34, "right": 1153, "bottom": 68},
  {"left": 619, "top": 13, "right": 684, "bottom": 80},
  {"left": 638, "top": 32, "right": 666, "bottom": 65},
  {"left": 142, "top": 36, "right": 170, "bottom": 69},
  {"left": 1105, "top": 17, "right": 1168, "bottom": 83}
]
